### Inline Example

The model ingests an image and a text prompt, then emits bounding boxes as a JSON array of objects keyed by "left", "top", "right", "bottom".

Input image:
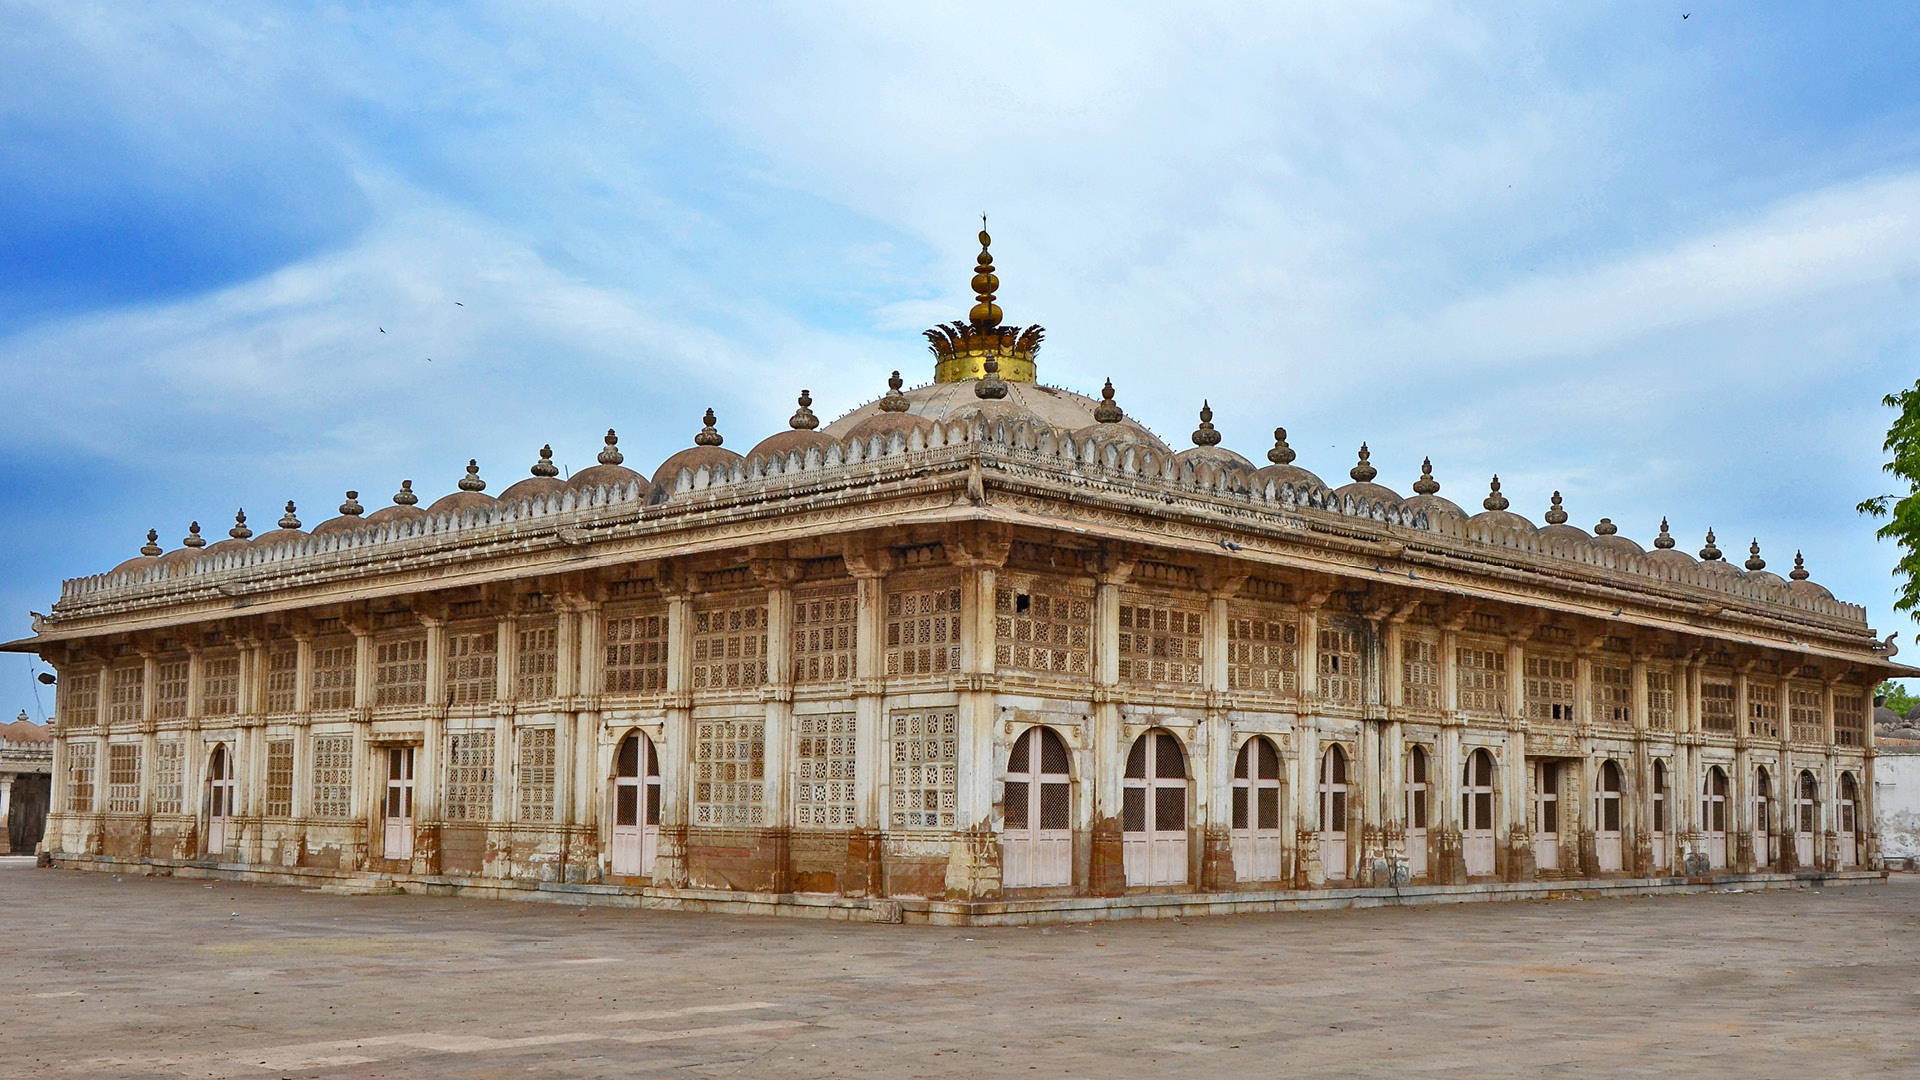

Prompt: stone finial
[
  {"left": 392, "top": 480, "right": 418, "bottom": 506},
  {"left": 459, "top": 459, "right": 486, "bottom": 492},
  {"left": 598, "top": 429, "right": 624, "bottom": 465},
  {"left": 531, "top": 445, "right": 560, "bottom": 478},
  {"left": 975, "top": 356, "right": 1009, "bottom": 399},
  {"left": 694, "top": 409, "right": 724, "bottom": 446},
  {"left": 279, "top": 501, "right": 301, "bottom": 529},
  {"left": 1544, "top": 491, "right": 1568, "bottom": 525},
  {"left": 141, "top": 529, "right": 163, "bottom": 557},
  {"left": 1699, "top": 528, "right": 1722, "bottom": 561},
  {"left": 228, "top": 509, "right": 252, "bottom": 540},
  {"left": 1268, "top": 428, "right": 1296, "bottom": 465},
  {"left": 1594, "top": 517, "right": 1618, "bottom": 536},
  {"left": 1412, "top": 457, "right": 1439, "bottom": 495},
  {"left": 1093, "top": 378, "right": 1124, "bottom": 424},
  {"left": 1745, "top": 539, "right": 1766, "bottom": 572},
  {"left": 1790, "top": 550, "right": 1810, "bottom": 581},
  {"left": 339, "top": 491, "right": 364, "bottom": 517},
  {"left": 1654, "top": 517, "right": 1675, "bottom": 549},
  {"left": 790, "top": 390, "right": 819, "bottom": 430},
  {"left": 182, "top": 522, "right": 206, "bottom": 548},
  {"left": 1350, "top": 443, "right": 1377, "bottom": 483},
  {"left": 1191, "top": 401, "right": 1221, "bottom": 447},
  {"left": 879, "top": 370, "right": 911, "bottom": 412},
  {"left": 1483, "top": 475, "right": 1509, "bottom": 512}
]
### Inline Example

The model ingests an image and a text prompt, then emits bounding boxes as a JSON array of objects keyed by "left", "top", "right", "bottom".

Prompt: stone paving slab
[{"left": 1, "top": 857, "right": 1917, "bottom": 1078}]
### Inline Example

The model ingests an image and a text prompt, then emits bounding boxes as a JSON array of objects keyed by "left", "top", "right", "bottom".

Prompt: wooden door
[
  {"left": 1462, "top": 749, "right": 1496, "bottom": 876},
  {"left": 1704, "top": 767, "right": 1729, "bottom": 867},
  {"left": 1754, "top": 767, "right": 1776, "bottom": 866},
  {"left": 1837, "top": 774, "right": 1859, "bottom": 867},
  {"left": 1650, "top": 760, "right": 1669, "bottom": 871},
  {"left": 1230, "top": 737, "right": 1283, "bottom": 883},
  {"left": 1319, "top": 745, "right": 1349, "bottom": 880},
  {"left": 205, "top": 745, "right": 234, "bottom": 856},
  {"left": 1122, "top": 731, "right": 1188, "bottom": 887},
  {"left": 1594, "top": 760, "right": 1624, "bottom": 872},
  {"left": 1002, "top": 727, "right": 1072, "bottom": 888},
  {"left": 611, "top": 732, "right": 661, "bottom": 877},
  {"left": 1794, "top": 771, "right": 1817, "bottom": 867},
  {"left": 1404, "top": 746, "right": 1429, "bottom": 879},
  {"left": 1532, "top": 760, "right": 1560, "bottom": 871},
  {"left": 382, "top": 746, "right": 415, "bottom": 861}
]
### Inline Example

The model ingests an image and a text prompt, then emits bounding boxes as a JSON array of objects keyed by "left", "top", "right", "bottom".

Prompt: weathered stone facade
[{"left": 4, "top": 233, "right": 1903, "bottom": 921}]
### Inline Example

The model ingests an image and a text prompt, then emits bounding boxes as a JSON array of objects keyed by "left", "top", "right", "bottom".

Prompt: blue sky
[{"left": 5, "top": 2, "right": 1920, "bottom": 719}]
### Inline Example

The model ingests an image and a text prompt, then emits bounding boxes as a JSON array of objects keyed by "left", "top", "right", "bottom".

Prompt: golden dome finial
[{"left": 968, "top": 214, "right": 1002, "bottom": 329}]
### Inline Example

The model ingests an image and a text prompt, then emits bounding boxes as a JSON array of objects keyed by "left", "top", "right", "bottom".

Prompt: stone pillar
[
  {"left": 754, "top": 558, "right": 801, "bottom": 894},
  {"left": 492, "top": 614, "right": 516, "bottom": 854},
  {"left": 1295, "top": 600, "right": 1324, "bottom": 888},
  {"left": 1434, "top": 620, "right": 1466, "bottom": 884},
  {"left": 656, "top": 583, "right": 693, "bottom": 887},
  {"left": 1506, "top": 635, "right": 1533, "bottom": 882},
  {"left": 0, "top": 776, "right": 14, "bottom": 854},
  {"left": 1681, "top": 655, "right": 1708, "bottom": 874},
  {"left": 415, "top": 613, "right": 445, "bottom": 875},
  {"left": 349, "top": 617, "right": 376, "bottom": 871},
  {"left": 1630, "top": 653, "right": 1654, "bottom": 876},
  {"left": 844, "top": 545, "right": 891, "bottom": 896},
  {"left": 1732, "top": 668, "right": 1755, "bottom": 872},
  {"left": 572, "top": 594, "right": 606, "bottom": 883},
  {"left": 1198, "top": 568, "right": 1246, "bottom": 891},
  {"left": 1088, "top": 549, "right": 1134, "bottom": 896},
  {"left": 1380, "top": 611, "right": 1411, "bottom": 886},
  {"left": 944, "top": 528, "right": 1008, "bottom": 901}
]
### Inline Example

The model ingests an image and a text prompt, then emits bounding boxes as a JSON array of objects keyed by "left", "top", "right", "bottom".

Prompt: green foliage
[
  {"left": 1878, "top": 680, "right": 1917, "bottom": 716},
  {"left": 1857, "top": 377, "right": 1920, "bottom": 614}
]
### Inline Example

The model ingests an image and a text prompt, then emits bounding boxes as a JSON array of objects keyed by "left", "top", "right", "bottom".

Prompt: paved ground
[{"left": 1, "top": 859, "right": 1916, "bottom": 1079}]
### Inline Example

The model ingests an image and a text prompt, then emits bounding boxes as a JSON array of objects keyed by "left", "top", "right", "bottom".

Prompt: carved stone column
[
  {"left": 943, "top": 526, "right": 1008, "bottom": 901},
  {"left": 1198, "top": 564, "right": 1247, "bottom": 891},
  {"left": 1295, "top": 595, "right": 1324, "bottom": 889},
  {"left": 843, "top": 542, "right": 892, "bottom": 897},
  {"left": 1433, "top": 616, "right": 1467, "bottom": 885},
  {"left": 753, "top": 556, "right": 802, "bottom": 894},
  {"left": 1088, "top": 547, "right": 1134, "bottom": 897}
]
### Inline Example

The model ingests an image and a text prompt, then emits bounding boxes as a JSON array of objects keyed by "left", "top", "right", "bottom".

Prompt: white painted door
[
  {"left": 1650, "top": 760, "right": 1669, "bottom": 871},
  {"left": 382, "top": 746, "right": 415, "bottom": 862},
  {"left": 1230, "top": 737, "right": 1283, "bottom": 883},
  {"left": 1754, "top": 768, "right": 1775, "bottom": 867},
  {"left": 1594, "top": 761, "right": 1624, "bottom": 872},
  {"left": 1462, "top": 749, "right": 1496, "bottom": 877},
  {"left": 1837, "top": 775, "right": 1859, "bottom": 867},
  {"left": 1319, "top": 745, "right": 1349, "bottom": 880},
  {"left": 1404, "top": 746, "right": 1429, "bottom": 879},
  {"left": 1533, "top": 761, "right": 1560, "bottom": 871},
  {"left": 205, "top": 745, "right": 234, "bottom": 857},
  {"left": 1122, "top": 731, "right": 1187, "bottom": 887},
  {"left": 1794, "top": 771, "right": 1816, "bottom": 867},
  {"left": 1003, "top": 727, "right": 1072, "bottom": 888},
  {"left": 1704, "top": 767, "right": 1729, "bottom": 868},
  {"left": 611, "top": 733, "right": 661, "bottom": 878}
]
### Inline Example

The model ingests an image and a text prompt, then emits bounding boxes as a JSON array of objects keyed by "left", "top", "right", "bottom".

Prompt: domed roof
[
  {"left": 1330, "top": 444, "right": 1402, "bottom": 504},
  {"left": 1536, "top": 493, "right": 1588, "bottom": 549},
  {"left": 1466, "top": 477, "right": 1536, "bottom": 534},
  {"left": 1070, "top": 379, "right": 1166, "bottom": 452},
  {"left": 499, "top": 445, "right": 569, "bottom": 503},
  {"left": 312, "top": 491, "right": 369, "bottom": 536},
  {"left": 567, "top": 429, "right": 643, "bottom": 492},
  {"left": 426, "top": 460, "right": 498, "bottom": 516},
  {"left": 825, "top": 371, "right": 1169, "bottom": 453},
  {"left": 111, "top": 529, "right": 166, "bottom": 575},
  {"left": 1588, "top": 518, "right": 1643, "bottom": 555},
  {"left": 1694, "top": 529, "right": 1742, "bottom": 576},
  {"left": 202, "top": 509, "right": 256, "bottom": 557},
  {"left": 652, "top": 409, "right": 745, "bottom": 488},
  {"left": 1399, "top": 458, "right": 1466, "bottom": 523},
  {"left": 0, "top": 716, "right": 50, "bottom": 743},
  {"left": 845, "top": 408, "right": 939, "bottom": 444},
  {"left": 1250, "top": 428, "right": 1330, "bottom": 499},
  {"left": 748, "top": 391, "right": 838, "bottom": 464},
  {"left": 365, "top": 481, "right": 429, "bottom": 526},
  {"left": 1172, "top": 401, "right": 1256, "bottom": 473},
  {"left": 157, "top": 522, "right": 211, "bottom": 567},
  {"left": 251, "top": 501, "right": 309, "bottom": 547},
  {"left": 1740, "top": 539, "right": 1784, "bottom": 586},
  {"left": 1642, "top": 518, "right": 1694, "bottom": 566},
  {"left": 1787, "top": 551, "right": 1833, "bottom": 600}
]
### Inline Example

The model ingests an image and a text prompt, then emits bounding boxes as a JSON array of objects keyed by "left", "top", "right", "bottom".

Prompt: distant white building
[{"left": 1877, "top": 742, "right": 1920, "bottom": 870}]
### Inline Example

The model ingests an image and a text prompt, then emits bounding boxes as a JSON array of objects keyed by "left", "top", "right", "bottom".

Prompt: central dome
[{"left": 825, "top": 378, "right": 1170, "bottom": 452}]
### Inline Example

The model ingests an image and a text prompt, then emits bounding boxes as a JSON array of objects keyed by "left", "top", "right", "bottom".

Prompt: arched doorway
[
  {"left": 1651, "top": 759, "right": 1669, "bottom": 870},
  {"left": 1405, "top": 745, "right": 1430, "bottom": 879},
  {"left": 1319, "top": 745, "right": 1350, "bottom": 880},
  {"left": 1703, "top": 766, "right": 1729, "bottom": 867},
  {"left": 1230, "top": 736, "right": 1283, "bottom": 883},
  {"left": 1122, "top": 730, "right": 1188, "bottom": 887},
  {"left": 1794, "top": 770, "right": 1818, "bottom": 867},
  {"left": 382, "top": 745, "right": 415, "bottom": 861},
  {"left": 1594, "top": 760, "right": 1624, "bottom": 872},
  {"left": 1837, "top": 773, "right": 1860, "bottom": 867},
  {"left": 1462, "top": 749, "right": 1496, "bottom": 877},
  {"left": 610, "top": 731, "right": 661, "bottom": 877},
  {"left": 205, "top": 745, "right": 234, "bottom": 857},
  {"left": 1532, "top": 760, "right": 1561, "bottom": 872},
  {"left": 1003, "top": 726, "right": 1072, "bottom": 888},
  {"left": 1754, "top": 766, "right": 1775, "bottom": 866}
]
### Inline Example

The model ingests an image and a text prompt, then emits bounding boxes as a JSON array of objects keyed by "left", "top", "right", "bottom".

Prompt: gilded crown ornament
[
  {"left": 598, "top": 429, "right": 624, "bottom": 465},
  {"left": 1654, "top": 517, "right": 1675, "bottom": 549},
  {"left": 1191, "top": 401, "right": 1221, "bottom": 447},
  {"left": 1268, "top": 428, "right": 1297, "bottom": 465},
  {"left": 141, "top": 529, "right": 163, "bottom": 557},
  {"left": 1745, "top": 539, "right": 1766, "bottom": 572},
  {"left": 339, "top": 491, "right": 364, "bottom": 517},
  {"left": 789, "top": 390, "right": 819, "bottom": 430},
  {"left": 229, "top": 509, "right": 252, "bottom": 540},
  {"left": 531, "top": 445, "right": 560, "bottom": 478},
  {"left": 459, "top": 460, "right": 486, "bottom": 492},
  {"left": 182, "top": 522, "right": 205, "bottom": 548},
  {"left": 1093, "top": 378, "right": 1124, "bottom": 424},
  {"left": 1483, "top": 476, "right": 1508, "bottom": 512},
  {"left": 1790, "top": 551, "right": 1810, "bottom": 581},
  {"left": 926, "top": 220, "right": 1044, "bottom": 384},
  {"left": 280, "top": 501, "right": 301, "bottom": 529},
  {"left": 1699, "top": 528, "right": 1722, "bottom": 561},
  {"left": 879, "top": 371, "right": 911, "bottom": 412},
  {"left": 393, "top": 480, "right": 418, "bottom": 506},
  {"left": 1350, "top": 443, "right": 1377, "bottom": 483},
  {"left": 694, "top": 409, "right": 724, "bottom": 446},
  {"left": 1412, "top": 457, "right": 1439, "bottom": 495},
  {"left": 1545, "top": 492, "right": 1568, "bottom": 525}
]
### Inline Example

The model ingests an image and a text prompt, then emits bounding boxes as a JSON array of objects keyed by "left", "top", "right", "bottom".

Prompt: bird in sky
[
  {"left": 454, "top": 301, "right": 464, "bottom": 307},
  {"left": 378, "top": 327, "right": 385, "bottom": 333}
]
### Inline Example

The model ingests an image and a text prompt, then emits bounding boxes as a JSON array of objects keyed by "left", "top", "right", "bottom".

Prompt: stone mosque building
[{"left": 4, "top": 231, "right": 1905, "bottom": 922}]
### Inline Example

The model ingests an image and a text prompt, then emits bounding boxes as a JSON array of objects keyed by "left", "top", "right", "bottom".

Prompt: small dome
[
  {"left": 1535, "top": 493, "right": 1587, "bottom": 549},
  {"left": 749, "top": 390, "right": 838, "bottom": 465},
  {"left": 203, "top": 509, "right": 256, "bottom": 556},
  {"left": 845, "top": 408, "right": 939, "bottom": 444},
  {"left": 1695, "top": 529, "right": 1741, "bottom": 576},
  {"left": 1331, "top": 444, "right": 1402, "bottom": 504},
  {"left": 1644, "top": 517, "right": 1694, "bottom": 566},
  {"left": 252, "top": 501, "right": 309, "bottom": 547},
  {"left": 1786, "top": 550, "right": 1833, "bottom": 599},
  {"left": 1467, "top": 476, "right": 1536, "bottom": 534},
  {"left": 568, "top": 429, "right": 643, "bottom": 492},
  {"left": 1250, "top": 429, "right": 1331, "bottom": 500},
  {"left": 500, "top": 445, "right": 570, "bottom": 502},
  {"left": 111, "top": 529, "right": 165, "bottom": 575},
  {"left": 365, "top": 481, "right": 429, "bottom": 526},
  {"left": 158, "top": 522, "right": 210, "bottom": 567},
  {"left": 1173, "top": 401, "right": 1255, "bottom": 473},
  {"left": 1588, "top": 518, "right": 1643, "bottom": 556},
  {"left": 652, "top": 409, "right": 745, "bottom": 488},
  {"left": 1402, "top": 458, "right": 1466, "bottom": 523},
  {"left": 312, "top": 491, "right": 369, "bottom": 536},
  {"left": 427, "top": 460, "right": 498, "bottom": 516}
]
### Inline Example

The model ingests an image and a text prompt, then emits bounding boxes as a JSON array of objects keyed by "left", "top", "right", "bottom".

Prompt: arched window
[
  {"left": 1230, "top": 736, "right": 1283, "bottom": 882},
  {"left": 1405, "top": 745, "right": 1430, "bottom": 879},
  {"left": 1003, "top": 727, "right": 1072, "bottom": 888},
  {"left": 1703, "top": 765, "right": 1729, "bottom": 868},
  {"left": 1594, "top": 760, "right": 1624, "bottom": 872},
  {"left": 1462, "top": 749, "right": 1497, "bottom": 876},
  {"left": 1319, "top": 745, "right": 1350, "bottom": 879},
  {"left": 610, "top": 731, "right": 662, "bottom": 877},
  {"left": 1122, "top": 730, "right": 1188, "bottom": 886}
]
